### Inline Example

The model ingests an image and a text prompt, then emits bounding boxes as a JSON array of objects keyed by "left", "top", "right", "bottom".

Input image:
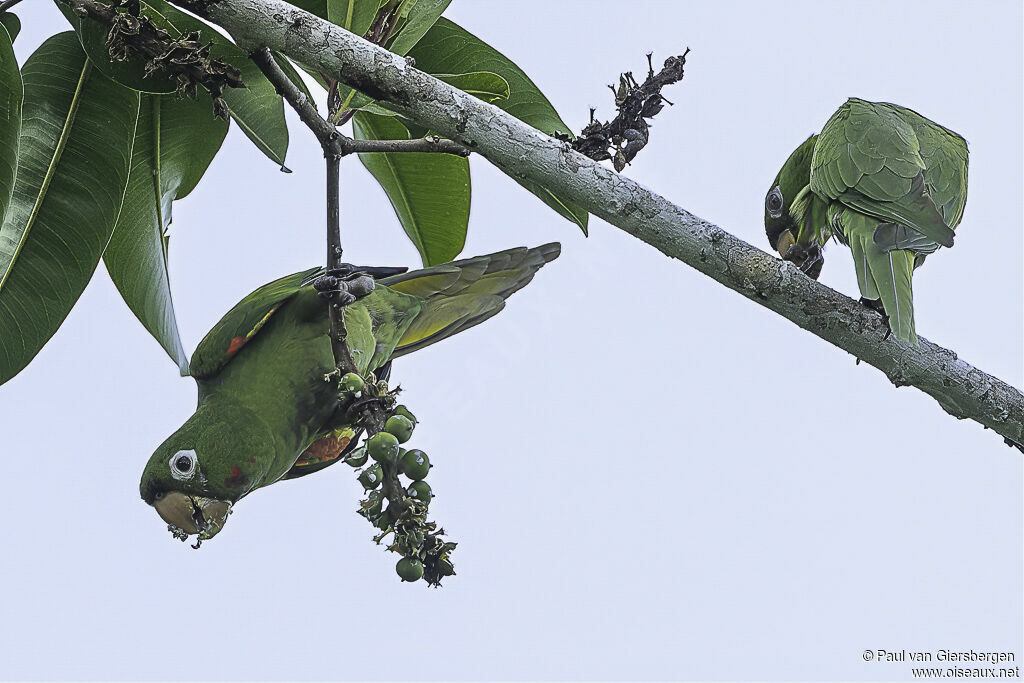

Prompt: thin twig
[
  {"left": 324, "top": 152, "right": 360, "bottom": 373},
  {"left": 248, "top": 47, "right": 470, "bottom": 158},
  {"left": 343, "top": 137, "right": 470, "bottom": 156},
  {"left": 249, "top": 46, "right": 435, "bottom": 525}
]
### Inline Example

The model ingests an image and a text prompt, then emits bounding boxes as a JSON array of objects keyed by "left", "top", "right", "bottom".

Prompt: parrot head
[
  {"left": 140, "top": 400, "right": 277, "bottom": 543},
  {"left": 764, "top": 134, "right": 824, "bottom": 278}
]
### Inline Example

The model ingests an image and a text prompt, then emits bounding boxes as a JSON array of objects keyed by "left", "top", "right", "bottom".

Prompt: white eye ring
[
  {"left": 766, "top": 186, "right": 784, "bottom": 218},
  {"left": 169, "top": 450, "right": 198, "bottom": 480}
]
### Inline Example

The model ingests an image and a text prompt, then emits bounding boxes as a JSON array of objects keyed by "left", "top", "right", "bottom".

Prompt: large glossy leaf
[
  {"left": 288, "top": 0, "right": 328, "bottom": 18},
  {"left": 353, "top": 112, "right": 469, "bottom": 266},
  {"left": 0, "top": 21, "right": 21, "bottom": 226},
  {"left": 0, "top": 12, "right": 20, "bottom": 42},
  {"left": 57, "top": 0, "right": 177, "bottom": 94},
  {"left": 387, "top": 0, "right": 451, "bottom": 56},
  {"left": 104, "top": 95, "right": 228, "bottom": 374},
  {"left": 326, "top": 0, "right": 381, "bottom": 37},
  {"left": 435, "top": 72, "right": 509, "bottom": 102},
  {"left": 273, "top": 51, "right": 314, "bottom": 106},
  {"left": 408, "top": 19, "right": 588, "bottom": 233},
  {"left": 0, "top": 33, "right": 139, "bottom": 385}
]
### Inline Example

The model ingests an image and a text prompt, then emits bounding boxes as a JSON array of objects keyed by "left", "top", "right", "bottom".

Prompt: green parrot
[
  {"left": 765, "top": 98, "right": 969, "bottom": 344},
  {"left": 140, "top": 243, "right": 560, "bottom": 542}
]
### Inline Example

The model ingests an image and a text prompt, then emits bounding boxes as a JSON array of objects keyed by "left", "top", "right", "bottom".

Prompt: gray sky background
[{"left": 1, "top": 2, "right": 1021, "bottom": 681}]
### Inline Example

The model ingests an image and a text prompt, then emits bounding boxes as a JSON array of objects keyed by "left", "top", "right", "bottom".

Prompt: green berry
[
  {"left": 357, "top": 464, "right": 383, "bottom": 490},
  {"left": 399, "top": 449, "right": 430, "bottom": 481},
  {"left": 393, "top": 405, "right": 417, "bottom": 424},
  {"left": 396, "top": 557, "right": 424, "bottom": 582},
  {"left": 367, "top": 432, "right": 400, "bottom": 464},
  {"left": 340, "top": 372, "right": 364, "bottom": 394},
  {"left": 407, "top": 480, "right": 432, "bottom": 503},
  {"left": 344, "top": 446, "right": 368, "bottom": 467},
  {"left": 384, "top": 415, "right": 414, "bottom": 443}
]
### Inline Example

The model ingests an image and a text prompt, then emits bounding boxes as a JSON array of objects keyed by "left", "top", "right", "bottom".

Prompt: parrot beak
[
  {"left": 775, "top": 229, "right": 797, "bottom": 259},
  {"left": 774, "top": 229, "right": 824, "bottom": 280},
  {"left": 152, "top": 492, "right": 232, "bottom": 540}
]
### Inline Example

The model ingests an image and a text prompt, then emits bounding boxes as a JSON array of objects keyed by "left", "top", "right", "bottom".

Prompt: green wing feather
[
  {"left": 894, "top": 102, "right": 969, "bottom": 229},
  {"left": 384, "top": 242, "right": 561, "bottom": 357},
  {"left": 190, "top": 243, "right": 561, "bottom": 379},
  {"left": 189, "top": 267, "right": 321, "bottom": 379},
  {"left": 811, "top": 98, "right": 955, "bottom": 249}
]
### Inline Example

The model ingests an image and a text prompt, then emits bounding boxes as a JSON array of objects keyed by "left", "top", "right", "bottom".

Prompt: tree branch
[
  {"left": 170, "top": 0, "right": 1024, "bottom": 449},
  {"left": 250, "top": 45, "right": 469, "bottom": 159},
  {"left": 0, "top": 0, "right": 25, "bottom": 14}
]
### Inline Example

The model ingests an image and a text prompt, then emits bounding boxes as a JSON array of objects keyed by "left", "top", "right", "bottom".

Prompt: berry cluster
[{"left": 339, "top": 373, "right": 455, "bottom": 586}]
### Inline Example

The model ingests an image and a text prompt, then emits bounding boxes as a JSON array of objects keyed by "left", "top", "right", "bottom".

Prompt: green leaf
[
  {"left": 0, "top": 33, "right": 139, "bottom": 385},
  {"left": 326, "top": 0, "right": 382, "bottom": 37},
  {"left": 57, "top": 0, "right": 177, "bottom": 94},
  {"left": 387, "top": 0, "right": 451, "bottom": 56},
  {"left": 273, "top": 51, "right": 314, "bottom": 107},
  {"left": 435, "top": 71, "right": 509, "bottom": 102},
  {"left": 408, "top": 19, "right": 588, "bottom": 233},
  {"left": 0, "top": 21, "right": 21, "bottom": 226},
  {"left": 0, "top": 12, "right": 20, "bottom": 42},
  {"left": 288, "top": 0, "right": 328, "bottom": 18},
  {"left": 353, "top": 112, "right": 469, "bottom": 266},
  {"left": 104, "top": 94, "right": 228, "bottom": 374}
]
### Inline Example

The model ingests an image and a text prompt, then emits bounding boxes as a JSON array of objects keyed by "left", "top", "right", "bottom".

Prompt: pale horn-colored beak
[
  {"left": 775, "top": 228, "right": 796, "bottom": 259},
  {"left": 153, "top": 492, "right": 232, "bottom": 540}
]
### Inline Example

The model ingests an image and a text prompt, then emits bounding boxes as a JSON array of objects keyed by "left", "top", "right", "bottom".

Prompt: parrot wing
[
  {"left": 892, "top": 102, "right": 969, "bottom": 229},
  {"left": 383, "top": 242, "right": 561, "bottom": 357},
  {"left": 810, "top": 98, "right": 955, "bottom": 249},
  {"left": 189, "top": 267, "right": 322, "bottom": 380}
]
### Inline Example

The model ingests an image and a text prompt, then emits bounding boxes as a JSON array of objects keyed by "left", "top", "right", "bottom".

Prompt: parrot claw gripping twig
[{"left": 313, "top": 265, "right": 376, "bottom": 305}]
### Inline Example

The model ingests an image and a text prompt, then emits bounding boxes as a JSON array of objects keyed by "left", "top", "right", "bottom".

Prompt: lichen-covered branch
[{"left": 169, "top": 0, "right": 1024, "bottom": 449}]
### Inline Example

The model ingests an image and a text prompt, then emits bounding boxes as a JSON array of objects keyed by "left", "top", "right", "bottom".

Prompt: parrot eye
[
  {"left": 766, "top": 186, "right": 784, "bottom": 218},
  {"left": 169, "top": 450, "right": 197, "bottom": 480}
]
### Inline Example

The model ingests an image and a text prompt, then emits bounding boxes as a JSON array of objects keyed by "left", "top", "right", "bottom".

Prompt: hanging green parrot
[
  {"left": 765, "top": 98, "right": 969, "bottom": 344},
  {"left": 139, "top": 243, "right": 560, "bottom": 542}
]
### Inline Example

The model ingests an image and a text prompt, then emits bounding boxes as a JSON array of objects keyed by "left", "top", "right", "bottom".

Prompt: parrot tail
[
  {"left": 836, "top": 207, "right": 917, "bottom": 345},
  {"left": 383, "top": 243, "right": 561, "bottom": 356}
]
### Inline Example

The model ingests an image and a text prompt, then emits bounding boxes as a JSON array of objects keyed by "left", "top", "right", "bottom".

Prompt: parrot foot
[
  {"left": 313, "top": 265, "right": 376, "bottom": 305},
  {"left": 859, "top": 297, "right": 891, "bottom": 340},
  {"left": 782, "top": 243, "right": 824, "bottom": 280}
]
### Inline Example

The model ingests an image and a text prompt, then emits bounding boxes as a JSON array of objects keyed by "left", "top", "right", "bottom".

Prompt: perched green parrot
[
  {"left": 765, "top": 98, "right": 969, "bottom": 344},
  {"left": 140, "top": 243, "right": 560, "bottom": 542}
]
